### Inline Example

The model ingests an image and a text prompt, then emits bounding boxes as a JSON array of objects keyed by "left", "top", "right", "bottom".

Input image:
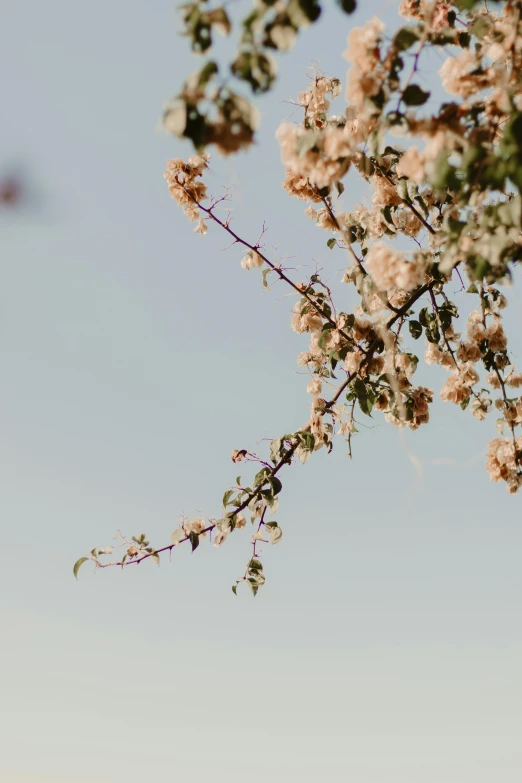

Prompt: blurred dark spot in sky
[{"left": 0, "top": 174, "right": 23, "bottom": 206}]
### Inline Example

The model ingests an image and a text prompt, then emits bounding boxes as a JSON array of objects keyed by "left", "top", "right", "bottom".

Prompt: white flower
[
  {"left": 194, "top": 218, "right": 207, "bottom": 235},
  {"left": 241, "top": 250, "right": 263, "bottom": 270},
  {"left": 214, "top": 530, "right": 228, "bottom": 547},
  {"left": 396, "top": 147, "right": 425, "bottom": 184},
  {"left": 306, "top": 378, "right": 322, "bottom": 395}
]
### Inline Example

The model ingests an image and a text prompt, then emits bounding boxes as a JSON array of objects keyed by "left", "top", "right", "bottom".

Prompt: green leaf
[
  {"left": 406, "top": 180, "right": 418, "bottom": 201},
  {"left": 409, "top": 320, "right": 422, "bottom": 340},
  {"left": 396, "top": 180, "right": 409, "bottom": 201},
  {"left": 73, "top": 557, "right": 89, "bottom": 580},
  {"left": 295, "top": 131, "right": 321, "bottom": 158},
  {"left": 453, "top": 0, "right": 480, "bottom": 9},
  {"left": 394, "top": 26, "right": 421, "bottom": 52},
  {"left": 414, "top": 195, "right": 429, "bottom": 217},
  {"left": 267, "top": 23, "right": 297, "bottom": 52},
  {"left": 425, "top": 324, "right": 441, "bottom": 344},
  {"left": 266, "top": 521, "right": 283, "bottom": 544},
  {"left": 327, "top": 238, "right": 336, "bottom": 249},
  {"left": 189, "top": 532, "right": 200, "bottom": 552},
  {"left": 418, "top": 307, "right": 429, "bottom": 327},
  {"left": 402, "top": 85, "right": 430, "bottom": 106},
  {"left": 268, "top": 476, "right": 283, "bottom": 495},
  {"left": 222, "top": 489, "right": 234, "bottom": 508},
  {"left": 171, "top": 528, "right": 184, "bottom": 546},
  {"left": 232, "top": 584, "right": 238, "bottom": 596},
  {"left": 358, "top": 394, "right": 375, "bottom": 417},
  {"left": 466, "top": 283, "right": 478, "bottom": 294},
  {"left": 291, "top": 0, "right": 321, "bottom": 24},
  {"left": 151, "top": 552, "right": 160, "bottom": 567},
  {"left": 336, "top": 0, "right": 356, "bottom": 13},
  {"left": 384, "top": 145, "right": 402, "bottom": 156},
  {"left": 254, "top": 467, "right": 271, "bottom": 487},
  {"left": 197, "top": 60, "right": 218, "bottom": 87}
]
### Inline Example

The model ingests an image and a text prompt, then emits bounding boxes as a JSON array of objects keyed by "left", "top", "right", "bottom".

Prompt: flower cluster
[
  {"left": 365, "top": 242, "right": 427, "bottom": 292},
  {"left": 163, "top": 153, "right": 210, "bottom": 221},
  {"left": 78, "top": 1, "right": 522, "bottom": 593}
]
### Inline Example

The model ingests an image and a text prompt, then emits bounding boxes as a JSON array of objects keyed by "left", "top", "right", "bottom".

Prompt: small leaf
[
  {"left": 409, "top": 320, "right": 422, "bottom": 340},
  {"left": 171, "top": 528, "right": 184, "bottom": 546},
  {"left": 295, "top": 131, "right": 321, "bottom": 158},
  {"left": 471, "top": 17, "right": 492, "bottom": 39},
  {"left": 396, "top": 180, "right": 409, "bottom": 201},
  {"left": 336, "top": 0, "right": 356, "bottom": 12},
  {"left": 327, "top": 238, "right": 336, "bottom": 249},
  {"left": 73, "top": 557, "right": 89, "bottom": 580},
  {"left": 232, "top": 584, "right": 238, "bottom": 596},
  {"left": 266, "top": 522, "right": 283, "bottom": 545},
  {"left": 151, "top": 552, "right": 160, "bottom": 567},
  {"left": 189, "top": 532, "right": 200, "bottom": 552},
  {"left": 394, "top": 26, "right": 421, "bottom": 51},
  {"left": 268, "top": 476, "right": 282, "bottom": 495},
  {"left": 163, "top": 100, "right": 187, "bottom": 137},
  {"left": 197, "top": 60, "right": 219, "bottom": 87},
  {"left": 402, "top": 85, "right": 430, "bottom": 106},
  {"left": 414, "top": 195, "right": 429, "bottom": 217},
  {"left": 418, "top": 307, "right": 430, "bottom": 327},
  {"left": 453, "top": 0, "right": 480, "bottom": 10}
]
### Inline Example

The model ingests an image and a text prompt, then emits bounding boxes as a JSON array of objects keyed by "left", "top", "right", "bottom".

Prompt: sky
[{"left": 1, "top": 1, "right": 522, "bottom": 781}]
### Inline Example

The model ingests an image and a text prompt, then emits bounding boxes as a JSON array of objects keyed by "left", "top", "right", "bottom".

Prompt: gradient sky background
[{"left": 2, "top": 1, "right": 522, "bottom": 781}]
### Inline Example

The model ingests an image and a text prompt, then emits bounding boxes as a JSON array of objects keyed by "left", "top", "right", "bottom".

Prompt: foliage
[{"left": 77, "top": 0, "right": 522, "bottom": 594}]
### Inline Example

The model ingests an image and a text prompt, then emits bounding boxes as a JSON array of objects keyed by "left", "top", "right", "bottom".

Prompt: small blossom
[
  {"left": 470, "top": 397, "right": 491, "bottom": 421},
  {"left": 440, "top": 363, "right": 479, "bottom": 405},
  {"left": 338, "top": 419, "right": 355, "bottom": 435},
  {"left": 241, "top": 250, "right": 263, "bottom": 270},
  {"left": 486, "top": 319, "right": 507, "bottom": 352},
  {"left": 194, "top": 218, "right": 208, "bottom": 235},
  {"left": 486, "top": 371, "right": 501, "bottom": 389},
  {"left": 507, "top": 372, "right": 522, "bottom": 388},
  {"left": 366, "top": 242, "right": 426, "bottom": 292},
  {"left": 291, "top": 301, "right": 323, "bottom": 333},
  {"left": 396, "top": 147, "right": 425, "bottom": 184},
  {"left": 486, "top": 436, "right": 522, "bottom": 491},
  {"left": 214, "top": 530, "right": 228, "bottom": 547},
  {"left": 164, "top": 155, "right": 210, "bottom": 222},
  {"left": 297, "top": 351, "right": 313, "bottom": 366},
  {"left": 307, "top": 379, "right": 322, "bottom": 395},
  {"left": 439, "top": 51, "right": 491, "bottom": 98}
]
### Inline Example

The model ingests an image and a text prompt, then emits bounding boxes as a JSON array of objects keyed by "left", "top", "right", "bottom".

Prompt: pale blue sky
[{"left": 2, "top": 1, "right": 522, "bottom": 781}]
